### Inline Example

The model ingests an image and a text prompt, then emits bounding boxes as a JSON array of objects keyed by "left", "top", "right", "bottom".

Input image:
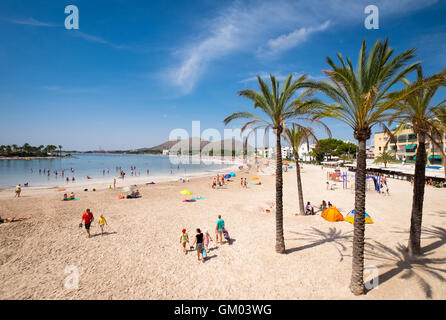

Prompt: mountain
[
  {"left": 148, "top": 138, "right": 210, "bottom": 152},
  {"left": 147, "top": 138, "right": 254, "bottom": 153}
]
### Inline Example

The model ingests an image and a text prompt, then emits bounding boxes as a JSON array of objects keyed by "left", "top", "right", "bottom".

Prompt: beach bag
[{"left": 202, "top": 247, "right": 207, "bottom": 258}]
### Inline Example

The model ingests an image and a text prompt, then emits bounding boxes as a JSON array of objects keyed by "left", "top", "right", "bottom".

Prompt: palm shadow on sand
[
  {"left": 285, "top": 227, "right": 353, "bottom": 262},
  {"left": 390, "top": 226, "right": 446, "bottom": 254},
  {"left": 365, "top": 228, "right": 446, "bottom": 298}
]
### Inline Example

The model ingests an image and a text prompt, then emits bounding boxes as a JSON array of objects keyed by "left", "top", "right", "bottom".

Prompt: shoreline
[
  {"left": 0, "top": 155, "right": 246, "bottom": 191},
  {"left": 0, "top": 159, "right": 244, "bottom": 197}
]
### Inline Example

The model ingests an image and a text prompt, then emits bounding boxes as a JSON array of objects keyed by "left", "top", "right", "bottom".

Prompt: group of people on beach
[
  {"left": 302, "top": 200, "right": 333, "bottom": 216},
  {"left": 79, "top": 209, "right": 108, "bottom": 238},
  {"left": 211, "top": 174, "right": 227, "bottom": 188},
  {"left": 180, "top": 215, "right": 229, "bottom": 263},
  {"left": 240, "top": 178, "right": 248, "bottom": 188}
]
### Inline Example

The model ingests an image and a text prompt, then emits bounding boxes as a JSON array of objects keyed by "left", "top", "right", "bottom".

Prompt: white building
[
  {"left": 256, "top": 147, "right": 274, "bottom": 158},
  {"left": 281, "top": 146, "right": 293, "bottom": 159},
  {"left": 297, "top": 143, "right": 315, "bottom": 161}
]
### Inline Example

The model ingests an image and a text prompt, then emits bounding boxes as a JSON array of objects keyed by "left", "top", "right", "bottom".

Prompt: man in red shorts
[{"left": 81, "top": 209, "right": 94, "bottom": 238}]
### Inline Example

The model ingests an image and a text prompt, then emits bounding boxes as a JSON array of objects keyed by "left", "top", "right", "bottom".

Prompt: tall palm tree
[
  {"left": 284, "top": 124, "right": 330, "bottom": 215},
  {"left": 304, "top": 39, "right": 429, "bottom": 295},
  {"left": 388, "top": 67, "right": 446, "bottom": 256},
  {"left": 58, "top": 145, "right": 63, "bottom": 157},
  {"left": 224, "top": 74, "right": 319, "bottom": 253}
]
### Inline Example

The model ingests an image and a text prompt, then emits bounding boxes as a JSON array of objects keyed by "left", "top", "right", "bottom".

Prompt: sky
[{"left": 0, "top": 0, "right": 445, "bottom": 151}]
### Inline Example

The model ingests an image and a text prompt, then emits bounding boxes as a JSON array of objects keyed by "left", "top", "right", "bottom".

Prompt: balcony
[
  {"left": 407, "top": 134, "right": 417, "bottom": 142},
  {"left": 397, "top": 135, "right": 407, "bottom": 143}
]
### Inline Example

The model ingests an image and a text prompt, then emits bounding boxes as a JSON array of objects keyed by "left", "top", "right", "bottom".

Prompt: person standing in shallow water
[{"left": 15, "top": 184, "right": 21, "bottom": 197}]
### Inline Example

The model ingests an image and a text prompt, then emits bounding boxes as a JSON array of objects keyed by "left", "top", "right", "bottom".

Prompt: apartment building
[{"left": 374, "top": 127, "right": 445, "bottom": 164}]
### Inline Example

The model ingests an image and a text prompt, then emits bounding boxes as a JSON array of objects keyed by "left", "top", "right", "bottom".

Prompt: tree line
[{"left": 0, "top": 144, "right": 64, "bottom": 157}]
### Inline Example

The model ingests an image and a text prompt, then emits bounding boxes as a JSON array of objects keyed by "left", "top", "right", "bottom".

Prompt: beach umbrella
[
  {"left": 252, "top": 177, "right": 259, "bottom": 180},
  {"left": 224, "top": 174, "right": 231, "bottom": 179},
  {"left": 230, "top": 172, "right": 236, "bottom": 177},
  {"left": 180, "top": 190, "right": 192, "bottom": 195}
]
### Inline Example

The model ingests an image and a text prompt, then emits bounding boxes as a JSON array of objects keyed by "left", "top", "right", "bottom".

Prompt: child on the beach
[
  {"left": 180, "top": 228, "right": 189, "bottom": 254},
  {"left": 203, "top": 229, "right": 213, "bottom": 253},
  {"left": 98, "top": 215, "right": 108, "bottom": 236}
]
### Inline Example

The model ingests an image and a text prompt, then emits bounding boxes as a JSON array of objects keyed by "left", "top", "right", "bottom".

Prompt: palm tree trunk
[
  {"left": 350, "top": 138, "right": 367, "bottom": 295},
  {"left": 408, "top": 133, "right": 427, "bottom": 256},
  {"left": 275, "top": 130, "right": 285, "bottom": 253},
  {"left": 294, "top": 152, "right": 305, "bottom": 215}
]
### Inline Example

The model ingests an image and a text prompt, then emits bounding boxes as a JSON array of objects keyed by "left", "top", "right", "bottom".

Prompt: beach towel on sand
[{"left": 62, "top": 198, "right": 79, "bottom": 201}]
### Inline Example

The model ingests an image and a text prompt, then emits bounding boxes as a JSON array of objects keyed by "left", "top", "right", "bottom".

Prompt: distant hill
[
  {"left": 147, "top": 138, "right": 254, "bottom": 153},
  {"left": 148, "top": 137, "right": 210, "bottom": 152}
]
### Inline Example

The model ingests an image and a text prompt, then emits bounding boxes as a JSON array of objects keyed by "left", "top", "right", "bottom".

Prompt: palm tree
[
  {"left": 224, "top": 74, "right": 319, "bottom": 253},
  {"left": 22, "top": 143, "right": 31, "bottom": 154},
  {"left": 284, "top": 124, "right": 330, "bottom": 215},
  {"left": 388, "top": 67, "right": 446, "bottom": 256},
  {"left": 373, "top": 150, "right": 397, "bottom": 168},
  {"left": 58, "top": 145, "right": 63, "bottom": 157},
  {"left": 304, "top": 39, "right": 430, "bottom": 295}
]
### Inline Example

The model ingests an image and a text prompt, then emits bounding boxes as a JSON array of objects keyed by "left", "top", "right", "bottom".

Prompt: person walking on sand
[
  {"left": 203, "top": 229, "right": 213, "bottom": 253},
  {"left": 15, "top": 184, "right": 21, "bottom": 197},
  {"left": 191, "top": 228, "right": 204, "bottom": 263},
  {"left": 80, "top": 209, "right": 94, "bottom": 238},
  {"left": 215, "top": 215, "right": 225, "bottom": 245},
  {"left": 98, "top": 215, "right": 108, "bottom": 236},
  {"left": 180, "top": 228, "right": 189, "bottom": 254}
]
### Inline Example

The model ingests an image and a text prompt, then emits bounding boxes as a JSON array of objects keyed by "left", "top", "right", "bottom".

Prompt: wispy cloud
[
  {"left": 258, "top": 21, "right": 331, "bottom": 58},
  {"left": 165, "top": 0, "right": 438, "bottom": 94},
  {"left": 68, "top": 30, "right": 133, "bottom": 50},
  {"left": 6, "top": 17, "right": 57, "bottom": 27}
]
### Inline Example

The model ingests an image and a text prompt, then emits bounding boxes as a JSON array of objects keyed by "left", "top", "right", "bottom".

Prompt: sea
[{"left": 0, "top": 153, "right": 237, "bottom": 188}]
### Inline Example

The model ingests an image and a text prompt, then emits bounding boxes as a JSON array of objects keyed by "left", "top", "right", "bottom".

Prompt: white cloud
[
  {"left": 165, "top": 0, "right": 439, "bottom": 94},
  {"left": 7, "top": 17, "right": 56, "bottom": 27},
  {"left": 260, "top": 21, "right": 330, "bottom": 57}
]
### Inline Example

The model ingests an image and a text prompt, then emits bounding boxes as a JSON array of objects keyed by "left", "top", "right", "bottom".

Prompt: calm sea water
[{"left": 0, "top": 153, "right": 235, "bottom": 188}]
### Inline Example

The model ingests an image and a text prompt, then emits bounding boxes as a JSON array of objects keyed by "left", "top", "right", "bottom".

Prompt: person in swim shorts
[
  {"left": 215, "top": 215, "right": 225, "bottom": 245},
  {"left": 98, "top": 215, "right": 107, "bottom": 236},
  {"left": 81, "top": 209, "right": 94, "bottom": 238}
]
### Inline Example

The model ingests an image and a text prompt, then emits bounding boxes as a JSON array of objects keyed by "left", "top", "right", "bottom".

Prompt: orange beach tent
[{"left": 321, "top": 206, "right": 344, "bottom": 222}]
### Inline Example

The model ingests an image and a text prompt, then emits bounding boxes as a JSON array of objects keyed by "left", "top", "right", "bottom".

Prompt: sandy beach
[{"left": 0, "top": 163, "right": 445, "bottom": 300}]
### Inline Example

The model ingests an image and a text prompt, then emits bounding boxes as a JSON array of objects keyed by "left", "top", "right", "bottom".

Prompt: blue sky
[{"left": 0, "top": 0, "right": 445, "bottom": 150}]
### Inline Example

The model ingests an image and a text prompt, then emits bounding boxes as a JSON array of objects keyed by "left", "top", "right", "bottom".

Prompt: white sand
[{"left": 0, "top": 164, "right": 445, "bottom": 299}]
